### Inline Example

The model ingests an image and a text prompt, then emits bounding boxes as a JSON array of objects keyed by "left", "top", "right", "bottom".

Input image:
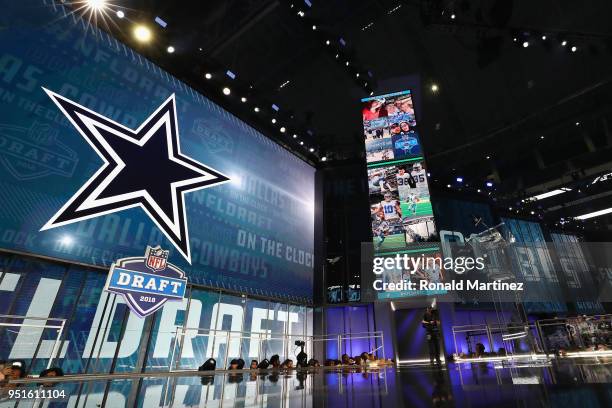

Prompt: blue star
[{"left": 41, "top": 89, "right": 230, "bottom": 263}]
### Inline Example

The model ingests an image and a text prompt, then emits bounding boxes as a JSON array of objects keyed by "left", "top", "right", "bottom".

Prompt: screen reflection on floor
[{"left": 1, "top": 360, "right": 611, "bottom": 407}]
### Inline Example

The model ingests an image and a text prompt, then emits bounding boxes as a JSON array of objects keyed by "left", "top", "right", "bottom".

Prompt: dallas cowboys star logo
[{"left": 41, "top": 88, "right": 230, "bottom": 264}]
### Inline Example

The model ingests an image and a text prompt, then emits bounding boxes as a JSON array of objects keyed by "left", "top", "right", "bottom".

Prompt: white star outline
[{"left": 40, "top": 88, "right": 230, "bottom": 264}]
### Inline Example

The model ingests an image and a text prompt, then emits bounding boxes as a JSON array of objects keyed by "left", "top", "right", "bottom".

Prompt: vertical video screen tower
[{"left": 362, "top": 90, "right": 442, "bottom": 299}]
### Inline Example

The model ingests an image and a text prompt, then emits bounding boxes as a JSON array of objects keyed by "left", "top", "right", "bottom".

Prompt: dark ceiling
[{"left": 73, "top": 0, "right": 612, "bottom": 230}]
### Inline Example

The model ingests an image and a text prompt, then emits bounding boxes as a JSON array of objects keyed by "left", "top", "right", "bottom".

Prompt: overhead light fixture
[
  {"left": 447, "top": 184, "right": 451, "bottom": 188},
  {"left": 451, "top": 14, "right": 456, "bottom": 19},
  {"left": 254, "top": 107, "right": 260, "bottom": 112},
  {"left": 526, "top": 188, "right": 571, "bottom": 201},
  {"left": 133, "top": 25, "right": 152, "bottom": 43},
  {"left": 222, "top": 87, "right": 231, "bottom": 95},
  {"left": 297, "top": 10, "right": 305, "bottom": 17},
  {"left": 309, "top": 147, "right": 315, "bottom": 152},
  {"left": 299, "top": 141, "right": 304, "bottom": 145},
  {"left": 166, "top": 46, "right": 175, "bottom": 53},
  {"left": 312, "top": 25, "right": 317, "bottom": 30},
  {"left": 522, "top": 41, "right": 529, "bottom": 48},
  {"left": 205, "top": 73, "right": 212, "bottom": 79},
  {"left": 241, "top": 97, "right": 247, "bottom": 103},
  {"left": 571, "top": 46, "right": 577, "bottom": 52},
  {"left": 456, "top": 177, "right": 463, "bottom": 183},
  {"left": 561, "top": 40, "right": 567, "bottom": 46},
  {"left": 271, "top": 118, "right": 276, "bottom": 124},
  {"left": 486, "top": 155, "right": 491, "bottom": 159},
  {"left": 280, "top": 127, "right": 286, "bottom": 133},
  {"left": 116, "top": 10, "right": 125, "bottom": 18},
  {"left": 575, "top": 121, "right": 580, "bottom": 126},
  {"left": 486, "top": 181, "right": 493, "bottom": 188},
  {"left": 325, "top": 40, "right": 330, "bottom": 45},
  {"left": 321, "top": 156, "right": 327, "bottom": 162},
  {"left": 293, "top": 134, "right": 298, "bottom": 139},
  {"left": 574, "top": 207, "right": 612, "bottom": 220},
  {"left": 86, "top": 0, "right": 107, "bottom": 11},
  {"left": 541, "top": 35, "right": 547, "bottom": 40},
  {"left": 431, "top": 84, "right": 439, "bottom": 92}
]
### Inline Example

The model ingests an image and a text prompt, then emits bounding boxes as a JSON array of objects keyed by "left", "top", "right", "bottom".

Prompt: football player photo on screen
[
  {"left": 368, "top": 167, "right": 398, "bottom": 196},
  {"left": 395, "top": 162, "right": 433, "bottom": 220},
  {"left": 364, "top": 118, "right": 391, "bottom": 141}
]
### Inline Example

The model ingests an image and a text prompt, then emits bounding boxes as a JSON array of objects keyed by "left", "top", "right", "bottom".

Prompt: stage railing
[
  {"left": 451, "top": 322, "right": 543, "bottom": 361},
  {"left": 168, "top": 328, "right": 385, "bottom": 371},
  {"left": 0, "top": 314, "right": 66, "bottom": 374},
  {"left": 452, "top": 313, "right": 612, "bottom": 361}
]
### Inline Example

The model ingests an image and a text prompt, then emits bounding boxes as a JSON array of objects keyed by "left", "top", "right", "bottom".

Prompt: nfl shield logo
[{"left": 145, "top": 246, "right": 169, "bottom": 271}]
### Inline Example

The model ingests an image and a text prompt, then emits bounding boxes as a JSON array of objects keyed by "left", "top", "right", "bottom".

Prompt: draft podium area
[{"left": 1, "top": 1, "right": 612, "bottom": 407}]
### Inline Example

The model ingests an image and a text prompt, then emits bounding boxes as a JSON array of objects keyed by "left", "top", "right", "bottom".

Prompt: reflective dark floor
[{"left": 1, "top": 358, "right": 611, "bottom": 407}]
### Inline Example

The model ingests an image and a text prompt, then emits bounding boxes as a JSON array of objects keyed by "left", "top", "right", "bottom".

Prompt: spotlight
[
  {"left": 280, "top": 127, "right": 286, "bottom": 133},
  {"left": 312, "top": 25, "right": 317, "bottom": 30},
  {"left": 561, "top": 40, "right": 567, "bottom": 46},
  {"left": 447, "top": 184, "right": 451, "bottom": 188},
  {"left": 297, "top": 10, "right": 305, "bottom": 17},
  {"left": 522, "top": 41, "right": 529, "bottom": 48},
  {"left": 575, "top": 121, "right": 580, "bottom": 126},
  {"left": 205, "top": 73, "right": 212, "bottom": 79},
  {"left": 299, "top": 141, "right": 304, "bottom": 145},
  {"left": 240, "top": 97, "right": 247, "bottom": 103},
  {"left": 271, "top": 118, "right": 277, "bottom": 124},
  {"left": 451, "top": 14, "right": 456, "bottom": 19},
  {"left": 456, "top": 177, "right": 463, "bottom": 183},
  {"left": 531, "top": 211, "right": 535, "bottom": 215},
  {"left": 116, "top": 10, "right": 125, "bottom": 18},
  {"left": 571, "top": 46, "right": 577, "bottom": 52},
  {"left": 486, "top": 181, "right": 493, "bottom": 188},
  {"left": 486, "top": 155, "right": 491, "bottom": 159},
  {"left": 60, "top": 235, "right": 73, "bottom": 246},
  {"left": 254, "top": 107, "right": 260, "bottom": 112},
  {"left": 325, "top": 40, "right": 330, "bottom": 45},
  {"left": 431, "top": 83, "right": 439, "bottom": 92},
  {"left": 356, "top": 73, "right": 360, "bottom": 77},
  {"left": 167, "top": 46, "right": 175, "bottom": 53},
  {"left": 222, "top": 87, "right": 231, "bottom": 95},
  {"left": 309, "top": 147, "right": 315, "bottom": 152},
  {"left": 293, "top": 134, "right": 298, "bottom": 139},
  {"left": 369, "top": 91, "right": 374, "bottom": 95},
  {"left": 477, "top": 189, "right": 481, "bottom": 193},
  {"left": 542, "top": 35, "right": 547, "bottom": 40},
  {"left": 345, "top": 61, "right": 349, "bottom": 66},
  {"left": 86, "top": 0, "right": 107, "bottom": 10},
  {"left": 321, "top": 156, "right": 327, "bottom": 162},
  {"left": 540, "top": 135, "right": 545, "bottom": 140},
  {"left": 133, "top": 25, "right": 152, "bottom": 43}
]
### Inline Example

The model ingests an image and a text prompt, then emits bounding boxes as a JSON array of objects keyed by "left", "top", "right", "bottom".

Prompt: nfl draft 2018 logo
[
  {"left": 145, "top": 246, "right": 169, "bottom": 271},
  {"left": 104, "top": 246, "right": 188, "bottom": 318}
]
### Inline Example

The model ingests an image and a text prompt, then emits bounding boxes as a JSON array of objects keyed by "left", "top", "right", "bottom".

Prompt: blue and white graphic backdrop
[{"left": 0, "top": 2, "right": 315, "bottom": 301}]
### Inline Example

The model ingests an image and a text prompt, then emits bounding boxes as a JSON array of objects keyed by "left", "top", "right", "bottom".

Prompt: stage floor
[{"left": 3, "top": 358, "right": 611, "bottom": 407}]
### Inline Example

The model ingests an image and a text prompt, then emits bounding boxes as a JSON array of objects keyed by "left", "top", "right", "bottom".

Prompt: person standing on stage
[{"left": 422, "top": 306, "right": 442, "bottom": 365}]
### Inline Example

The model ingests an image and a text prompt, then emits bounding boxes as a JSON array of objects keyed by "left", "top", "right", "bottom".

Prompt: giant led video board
[
  {"left": 362, "top": 90, "right": 437, "bottom": 255},
  {"left": 0, "top": 2, "right": 314, "bottom": 301},
  {"left": 362, "top": 90, "right": 441, "bottom": 300}
]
